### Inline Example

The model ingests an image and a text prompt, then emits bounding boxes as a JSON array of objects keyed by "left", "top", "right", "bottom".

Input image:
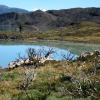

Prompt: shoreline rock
[
  {"left": 8, "top": 56, "right": 54, "bottom": 69},
  {"left": 78, "top": 50, "right": 100, "bottom": 60}
]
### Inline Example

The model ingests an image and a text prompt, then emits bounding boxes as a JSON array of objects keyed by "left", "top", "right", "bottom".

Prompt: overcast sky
[{"left": 0, "top": 0, "right": 100, "bottom": 11}]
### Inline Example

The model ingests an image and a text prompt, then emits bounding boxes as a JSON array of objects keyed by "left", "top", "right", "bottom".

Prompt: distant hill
[
  {"left": 0, "top": 5, "right": 29, "bottom": 14},
  {"left": 53, "top": 21, "right": 100, "bottom": 37},
  {"left": 0, "top": 10, "right": 57, "bottom": 26},
  {"left": 47, "top": 7, "right": 100, "bottom": 26},
  {"left": 0, "top": 7, "right": 100, "bottom": 28}
]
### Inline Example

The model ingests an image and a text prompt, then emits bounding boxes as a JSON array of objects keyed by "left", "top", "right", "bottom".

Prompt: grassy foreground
[{"left": 0, "top": 50, "right": 100, "bottom": 100}]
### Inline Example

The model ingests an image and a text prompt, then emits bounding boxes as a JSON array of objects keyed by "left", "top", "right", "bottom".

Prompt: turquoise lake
[{"left": 0, "top": 40, "right": 100, "bottom": 68}]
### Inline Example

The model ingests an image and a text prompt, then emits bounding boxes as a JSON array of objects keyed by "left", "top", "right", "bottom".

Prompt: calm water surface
[{"left": 0, "top": 40, "right": 100, "bottom": 68}]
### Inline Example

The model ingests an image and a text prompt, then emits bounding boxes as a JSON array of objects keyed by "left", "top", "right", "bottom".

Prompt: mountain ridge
[
  {"left": 0, "top": 4, "right": 29, "bottom": 14},
  {"left": 0, "top": 6, "right": 100, "bottom": 27}
]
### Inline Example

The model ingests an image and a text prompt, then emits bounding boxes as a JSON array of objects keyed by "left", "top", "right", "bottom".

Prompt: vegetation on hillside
[
  {"left": 0, "top": 21, "right": 100, "bottom": 42},
  {"left": 0, "top": 48, "right": 100, "bottom": 100}
]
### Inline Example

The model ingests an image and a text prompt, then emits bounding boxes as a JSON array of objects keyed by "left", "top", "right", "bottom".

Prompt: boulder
[
  {"left": 25, "top": 58, "right": 30, "bottom": 64},
  {"left": 8, "top": 56, "right": 54, "bottom": 69},
  {"left": 39, "top": 56, "right": 53, "bottom": 63},
  {"left": 8, "top": 62, "right": 16, "bottom": 69},
  {"left": 78, "top": 50, "right": 100, "bottom": 60}
]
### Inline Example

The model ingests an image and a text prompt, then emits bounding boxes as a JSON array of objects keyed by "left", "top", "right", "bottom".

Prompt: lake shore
[
  {"left": 36, "top": 39, "right": 100, "bottom": 44},
  {"left": 1, "top": 38, "right": 100, "bottom": 46}
]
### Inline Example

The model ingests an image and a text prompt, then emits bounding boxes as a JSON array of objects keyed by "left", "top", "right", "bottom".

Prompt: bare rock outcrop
[{"left": 8, "top": 56, "right": 53, "bottom": 69}]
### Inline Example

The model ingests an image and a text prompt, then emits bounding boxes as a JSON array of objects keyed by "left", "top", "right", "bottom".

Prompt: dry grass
[
  {"left": 0, "top": 52, "right": 100, "bottom": 99},
  {"left": 1, "top": 21, "right": 100, "bottom": 43}
]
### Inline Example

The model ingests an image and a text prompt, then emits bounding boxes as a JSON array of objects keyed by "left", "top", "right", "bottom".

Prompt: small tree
[
  {"left": 19, "top": 24, "right": 23, "bottom": 32},
  {"left": 26, "top": 48, "right": 36, "bottom": 58}
]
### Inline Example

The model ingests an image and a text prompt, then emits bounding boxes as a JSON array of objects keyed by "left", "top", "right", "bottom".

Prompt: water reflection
[
  {"left": 0, "top": 40, "right": 100, "bottom": 68},
  {"left": 0, "top": 42, "right": 77, "bottom": 68}
]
